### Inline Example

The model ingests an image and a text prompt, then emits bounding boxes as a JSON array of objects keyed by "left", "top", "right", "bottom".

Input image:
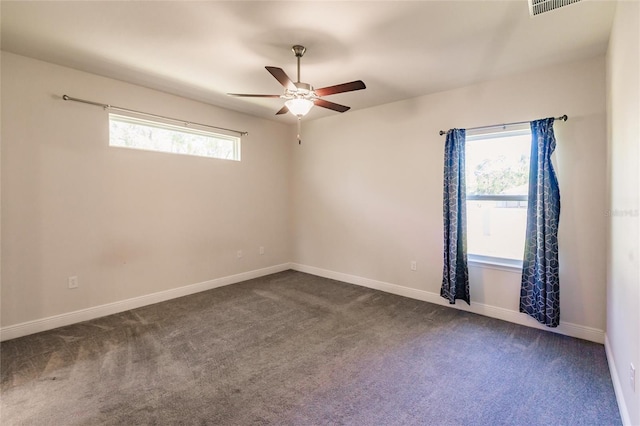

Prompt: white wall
[
  {"left": 1, "top": 52, "right": 293, "bottom": 331},
  {"left": 292, "top": 56, "right": 608, "bottom": 341},
  {"left": 606, "top": 1, "right": 640, "bottom": 424},
  {"left": 1, "top": 52, "right": 611, "bottom": 346}
]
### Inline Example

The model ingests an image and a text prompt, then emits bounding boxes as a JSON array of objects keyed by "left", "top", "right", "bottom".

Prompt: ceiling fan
[{"left": 228, "top": 45, "right": 366, "bottom": 119}]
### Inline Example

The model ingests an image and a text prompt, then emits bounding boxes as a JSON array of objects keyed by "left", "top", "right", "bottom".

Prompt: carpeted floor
[{"left": 1, "top": 270, "right": 621, "bottom": 425}]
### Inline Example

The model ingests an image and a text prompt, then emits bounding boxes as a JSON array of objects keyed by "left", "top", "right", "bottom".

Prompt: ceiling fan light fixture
[{"left": 285, "top": 98, "right": 314, "bottom": 117}]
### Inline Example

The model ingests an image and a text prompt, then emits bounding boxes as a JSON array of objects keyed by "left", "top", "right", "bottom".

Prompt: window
[
  {"left": 109, "top": 113, "right": 241, "bottom": 161},
  {"left": 465, "top": 124, "right": 531, "bottom": 268}
]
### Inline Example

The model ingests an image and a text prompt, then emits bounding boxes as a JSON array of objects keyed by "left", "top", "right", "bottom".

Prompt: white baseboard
[
  {"left": 0, "top": 263, "right": 291, "bottom": 342},
  {"left": 1, "top": 262, "right": 606, "bottom": 345},
  {"left": 290, "top": 263, "right": 605, "bottom": 344},
  {"left": 605, "top": 334, "right": 633, "bottom": 426}
]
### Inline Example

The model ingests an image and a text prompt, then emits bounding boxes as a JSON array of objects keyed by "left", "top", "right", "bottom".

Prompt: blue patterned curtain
[
  {"left": 520, "top": 118, "right": 561, "bottom": 327},
  {"left": 441, "top": 129, "right": 470, "bottom": 305}
]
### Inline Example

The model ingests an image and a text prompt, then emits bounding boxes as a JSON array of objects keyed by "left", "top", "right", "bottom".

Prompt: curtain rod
[
  {"left": 62, "top": 95, "right": 249, "bottom": 136},
  {"left": 438, "top": 115, "right": 567, "bottom": 136}
]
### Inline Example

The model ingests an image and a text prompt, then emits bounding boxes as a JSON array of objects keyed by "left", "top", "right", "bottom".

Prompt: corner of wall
[{"left": 605, "top": 0, "right": 640, "bottom": 424}]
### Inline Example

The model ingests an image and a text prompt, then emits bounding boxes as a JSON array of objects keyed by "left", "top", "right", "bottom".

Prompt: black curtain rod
[
  {"left": 62, "top": 95, "right": 249, "bottom": 136},
  {"left": 438, "top": 115, "right": 568, "bottom": 136}
]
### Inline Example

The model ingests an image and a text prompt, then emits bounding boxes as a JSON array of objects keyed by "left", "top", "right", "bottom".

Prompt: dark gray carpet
[{"left": 1, "top": 270, "right": 621, "bottom": 425}]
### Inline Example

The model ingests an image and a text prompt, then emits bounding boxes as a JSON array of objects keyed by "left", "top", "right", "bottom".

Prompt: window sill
[{"left": 468, "top": 256, "right": 522, "bottom": 273}]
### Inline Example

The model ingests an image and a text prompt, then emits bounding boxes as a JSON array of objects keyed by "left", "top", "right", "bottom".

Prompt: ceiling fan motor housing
[{"left": 293, "top": 82, "right": 313, "bottom": 95}]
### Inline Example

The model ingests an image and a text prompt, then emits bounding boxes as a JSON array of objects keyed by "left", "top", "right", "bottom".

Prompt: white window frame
[
  {"left": 465, "top": 124, "right": 531, "bottom": 271},
  {"left": 108, "top": 113, "right": 241, "bottom": 161}
]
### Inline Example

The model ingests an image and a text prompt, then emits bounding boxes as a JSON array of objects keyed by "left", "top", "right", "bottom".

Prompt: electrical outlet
[
  {"left": 259, "top": 246, "right": 265, "bottom": 255},
  {"left": 631, "top": 363, "right": 636, "bottom": 391},
  {"left": 237, "top": 250, "right": 243, "bottom": 259},
  {"left": 68, "top": 276, "right": 78, "bottom": 289},
  {"left": 410, "top": 261, "right": 417, "bottom": 271}
]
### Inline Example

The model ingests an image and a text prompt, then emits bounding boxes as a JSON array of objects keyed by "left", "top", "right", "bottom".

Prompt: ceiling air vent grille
[{"left": 528, "top": 0, "right": 582, "bottom": 16}]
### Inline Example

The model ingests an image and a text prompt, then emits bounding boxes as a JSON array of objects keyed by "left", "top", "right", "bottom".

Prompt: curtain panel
[
  {"left": 441, "top": 129, "right": 470, "bottom": 305},
  {"left": 520, "top": 118, "right": 561, "bottom": 327}
]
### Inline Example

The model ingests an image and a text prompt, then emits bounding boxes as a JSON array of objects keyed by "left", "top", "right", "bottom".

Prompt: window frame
[
  {"left": 465, "top": 124, "right": 531, "bottom": 271},
  {"left": 108, "top": 112, "right": 242, "bottom": 161}
]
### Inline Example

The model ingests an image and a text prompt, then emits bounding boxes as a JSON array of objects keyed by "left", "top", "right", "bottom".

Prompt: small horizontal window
[{"left": 109, "top": 113, "right": 241, "bottom": 161}]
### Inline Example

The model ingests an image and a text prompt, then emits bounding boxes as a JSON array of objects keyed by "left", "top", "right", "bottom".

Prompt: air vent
[{"left": 528, "top": 0, "right": 581, "bottom": 16}]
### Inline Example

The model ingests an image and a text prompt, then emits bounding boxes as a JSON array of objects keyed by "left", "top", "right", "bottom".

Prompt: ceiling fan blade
[
  {"left": 227, "top": 93, "right": 281, "bottom": 98},
  {"left": 314, "top": 99, "right": 350, "bottom": 113},
  {"left": 314, "top": 80, "right": 366, "bottom": 97},
  {"left": 276, "top": 105, "right": 289, "bottom": 115},
  {"left": 265, "top": 66, "right": 296, "bottom": 91}
]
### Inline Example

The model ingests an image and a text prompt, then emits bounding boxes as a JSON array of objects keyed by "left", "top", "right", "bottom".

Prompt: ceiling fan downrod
[{"left": 292, "top": 45, "right": 306, "bottom": 83}]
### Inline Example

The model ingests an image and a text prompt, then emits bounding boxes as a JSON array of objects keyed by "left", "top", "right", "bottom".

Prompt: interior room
[{"left": 1, "top": 1, "right": 638, "bottom": 424}]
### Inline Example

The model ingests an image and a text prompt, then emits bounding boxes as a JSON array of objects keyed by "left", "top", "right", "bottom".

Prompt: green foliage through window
[{"left": 473, "top": 154, "right": 529, "bottom": 195}]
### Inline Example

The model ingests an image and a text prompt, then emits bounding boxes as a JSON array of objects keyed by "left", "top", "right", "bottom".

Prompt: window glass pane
[
  {"left": 465, "top": 127, "right": 531, "bottom": 263},
  {"left": 109, "top": 114, "right": 240, "bottom": 161},
  {"left": 467, "top": 199, "right": 528, "bottom": 260},
  {"left": 466, "top": 132, "right": 530, "bottom": 196}
]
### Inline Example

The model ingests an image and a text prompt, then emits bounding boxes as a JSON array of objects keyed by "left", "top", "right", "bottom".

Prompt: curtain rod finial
[{"left": 439, "top": 130, "right": 446, "bottom": 136}]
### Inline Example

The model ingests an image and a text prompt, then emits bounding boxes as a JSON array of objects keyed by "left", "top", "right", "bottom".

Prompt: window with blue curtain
[{"left": 441, "top": 117, "right": 561, "bottom": 327}]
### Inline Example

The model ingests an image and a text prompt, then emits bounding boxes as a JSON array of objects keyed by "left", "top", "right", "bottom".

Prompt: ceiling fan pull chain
[
  {"left": 297, "top": 118, "right": 302, "bottom": 144},
  {"left": 292, "top": 45, "right": 306, "bottom": 83}
]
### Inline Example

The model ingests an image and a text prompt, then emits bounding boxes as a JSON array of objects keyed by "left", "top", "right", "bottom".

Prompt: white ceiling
[{"left": 1, "top": 1, "right": 616, "bottom": 122}]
